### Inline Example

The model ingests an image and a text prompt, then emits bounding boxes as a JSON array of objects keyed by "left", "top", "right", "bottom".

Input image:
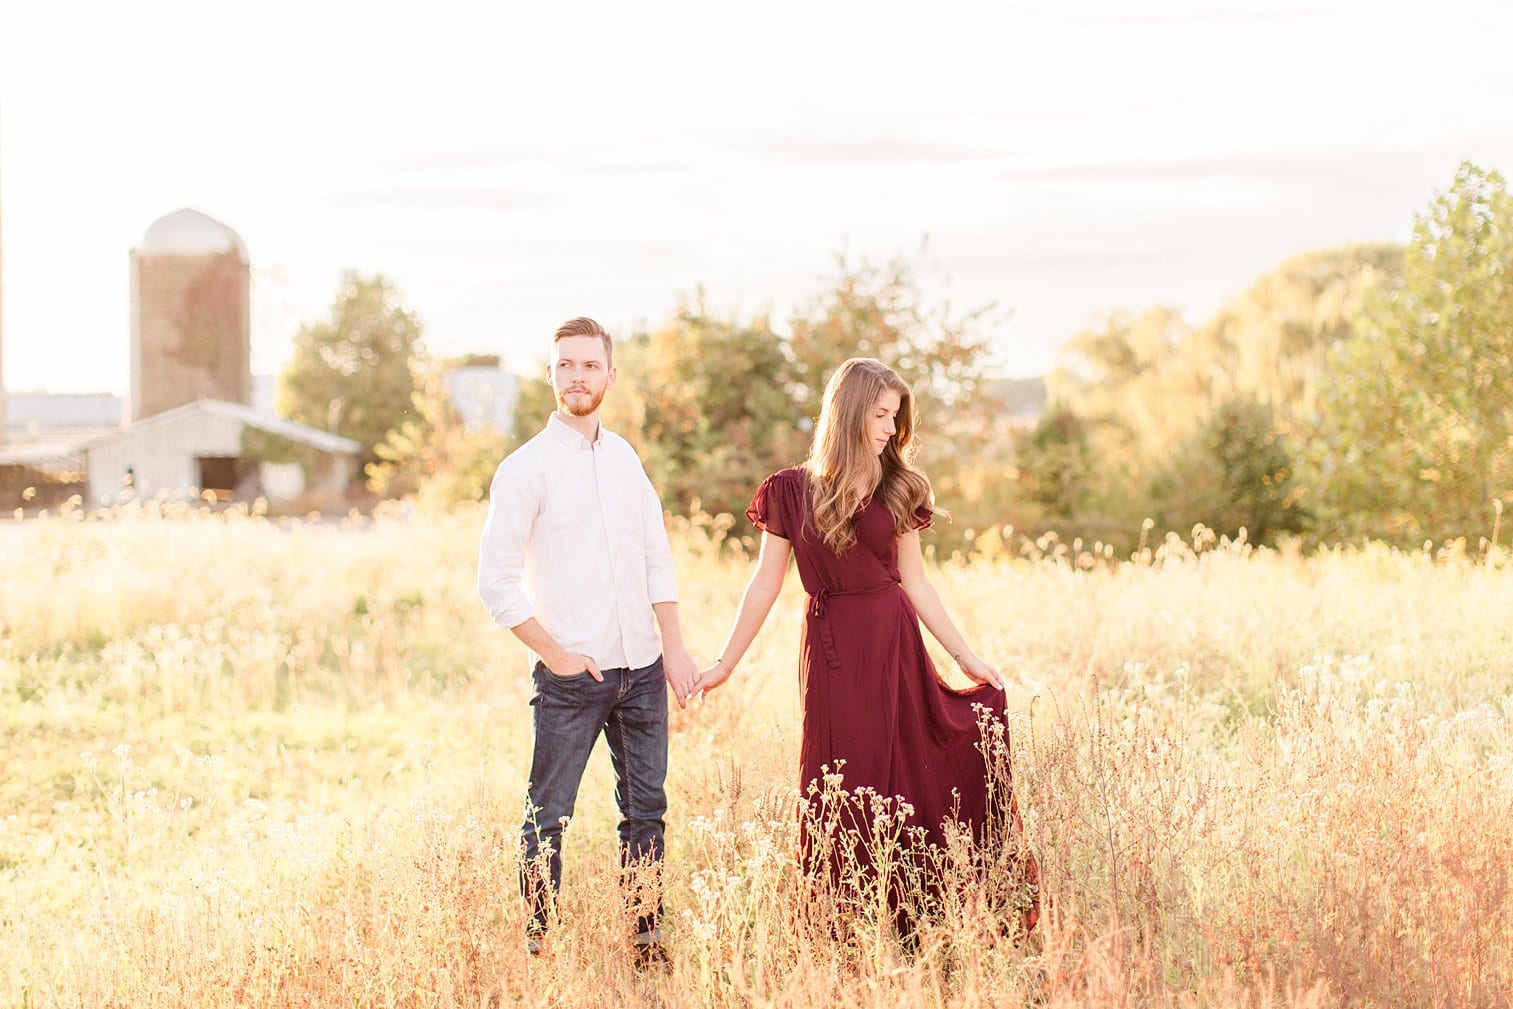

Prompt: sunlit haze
[{"left": 2, "top": 0, "right": 1511, "bottom": 393}]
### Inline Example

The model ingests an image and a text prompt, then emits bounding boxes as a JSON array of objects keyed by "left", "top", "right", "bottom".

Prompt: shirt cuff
[
  {"left": 490, "top": 600, "right": 535, "bottom": 630},
  {"left": 647, "top": 574, "right": 679, "bottom": 606}
]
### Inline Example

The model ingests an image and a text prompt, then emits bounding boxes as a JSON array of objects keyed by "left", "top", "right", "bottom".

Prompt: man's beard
[{"left": 555, "top": 386, "right": 605, "bottom": 417}]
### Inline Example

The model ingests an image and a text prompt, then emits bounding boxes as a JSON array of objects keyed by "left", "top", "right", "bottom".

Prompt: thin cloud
[
  {"left": 713, "top": 129, "right": 1014, "bottom": 167},
  {"left": 1061, "top": 4, "right": 1333, "bottom": 27},
  {"left": 316, "top": 185, "right": 568, "bottom": 213},
  {"left": 962, "top": 250, "right": 1185, "bottom": 273},
  {"left": 1002, "top": 142, "right": 1464, "bottom": 184},
  {"left": 376, "top": 146, "right": 695, "bottom": 179}
]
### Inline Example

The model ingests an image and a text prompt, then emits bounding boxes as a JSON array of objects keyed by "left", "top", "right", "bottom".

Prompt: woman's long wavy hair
[{"left": 803, "top": 358, "right": 934, "bottom": 554}]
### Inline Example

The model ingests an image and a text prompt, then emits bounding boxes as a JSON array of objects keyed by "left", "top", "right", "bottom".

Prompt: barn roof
[
  {"left": 0, "top": 432, "right": 99, "bottom": 468},
  {"left": 85, "top": 400, "right": 361, "bottom": 455}
]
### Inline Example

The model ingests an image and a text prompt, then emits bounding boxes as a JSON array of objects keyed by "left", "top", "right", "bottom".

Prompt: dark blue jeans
[{"left": 521, "top": 655, "right": 668, "bottom": 942}]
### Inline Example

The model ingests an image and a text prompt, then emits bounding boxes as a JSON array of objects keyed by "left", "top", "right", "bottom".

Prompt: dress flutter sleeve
[
  {"left": 913, "top": 501, "right": 935, "bottom": 531},
  {"left": 746, "top": 472, "right": 789, "bottom": 539}
]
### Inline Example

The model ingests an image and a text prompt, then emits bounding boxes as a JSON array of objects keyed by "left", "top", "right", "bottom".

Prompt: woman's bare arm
[
  {"left": 896, "top": 529, "right": 1003, "bottom": 689},
  {"left": 697, "top": 532, "right": 793, "bottom": 693}
]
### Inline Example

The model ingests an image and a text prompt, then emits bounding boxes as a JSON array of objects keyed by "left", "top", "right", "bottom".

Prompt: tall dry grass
[{"left": 2, "top": 500, "right": 1510, "bottom": 1007}]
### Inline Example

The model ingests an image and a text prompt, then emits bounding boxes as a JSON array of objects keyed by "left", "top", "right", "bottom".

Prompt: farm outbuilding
[
  {"left": 130, "top": 209, "right": 252, "bottom": 422},
  {"left": 0, "top": 393, "right": 127, "bottom": 510},
  {"left": 445, "top": 365, "right": 518, "bottom": 434},
  {"left": 85, "top": 399, "right": 359, "bottom": 508}
]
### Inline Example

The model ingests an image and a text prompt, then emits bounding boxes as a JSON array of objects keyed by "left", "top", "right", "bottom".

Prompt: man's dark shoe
[{"left": 632, "top": 941, "right": 671, "bottom": 972}]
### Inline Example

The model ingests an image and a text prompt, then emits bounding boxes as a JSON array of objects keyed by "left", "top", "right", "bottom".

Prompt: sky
[{"left": 2, "top": 0, "right": 1511, "bottom": 395}]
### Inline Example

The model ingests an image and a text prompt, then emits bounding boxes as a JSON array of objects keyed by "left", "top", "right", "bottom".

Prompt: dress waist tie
[{"left": 808, "top": 581, "right": 899, "bottom": 619}]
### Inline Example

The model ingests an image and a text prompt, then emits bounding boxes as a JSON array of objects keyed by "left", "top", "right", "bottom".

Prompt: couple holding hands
[{"left": 477, "top": 317, "right": 1038, "bottom": 969}]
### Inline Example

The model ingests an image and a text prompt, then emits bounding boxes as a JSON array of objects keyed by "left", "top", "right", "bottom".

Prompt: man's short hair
[{"left": 553, "top": 317, "right": 613, "bottom": 366}]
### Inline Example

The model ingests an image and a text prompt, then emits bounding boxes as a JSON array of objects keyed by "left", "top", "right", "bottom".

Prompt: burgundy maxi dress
[{"left": 747, "top": 467, "right": 1038, "bottom": 932}]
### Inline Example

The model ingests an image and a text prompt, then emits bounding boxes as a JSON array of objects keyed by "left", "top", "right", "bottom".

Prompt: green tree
[
  {"left": 1050, "top": 306, "right": 1202, "bottom": 471},
  {"left": 278, "top": 273, "right": 425, "bottom": 469},
  {"left": 1046, "top": 246, "right": 1403, "bottom": 545},
  {"left": 1312, "top": 163, "right": 1513, "bottom": 542},
  {"left": 1149, "top": 398, "right": 1308, "bottom": 544},
  {"left": 1044, "top": 307, "right": 1201, "bottom": 539},
  {"left": 788, "top": 253, "right": 995, "bottom": 428},
  {"left": 622, "top": 298, "right": 804, "bottom": 522},
  {"left": 507, "top": 373, "right": 557, "bottom": 452},
  {"left": 366, "top": 362, "right": 508, "bottom": 507},
  {"left": 1201, "top": 244, "right": 1402, "bottom": 435},
  {"left": 1012, "top": 406, "right": 1094, "bottom": 524}
]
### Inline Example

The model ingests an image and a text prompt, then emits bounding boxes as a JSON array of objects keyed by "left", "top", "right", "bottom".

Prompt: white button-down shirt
[{"left": 478, "top": 413, "right": 678, "bottom": 671}]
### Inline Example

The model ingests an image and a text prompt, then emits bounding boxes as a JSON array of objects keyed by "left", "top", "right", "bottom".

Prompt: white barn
[
  {"left": 86, "top": 399, "right": 359, "bottom": 507},
  {"left": 445, "top": 366, "right": 518, "bottom": 434}
]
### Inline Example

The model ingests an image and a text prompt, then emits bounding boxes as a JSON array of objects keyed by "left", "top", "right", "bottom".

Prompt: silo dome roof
[{"left": 140, "top": 208, "right": 248, "bottom": 262}]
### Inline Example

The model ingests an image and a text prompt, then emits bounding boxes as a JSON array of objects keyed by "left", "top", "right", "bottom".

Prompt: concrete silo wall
[{"left": 131, "top": 251, "right": 251, "bottom": 422}]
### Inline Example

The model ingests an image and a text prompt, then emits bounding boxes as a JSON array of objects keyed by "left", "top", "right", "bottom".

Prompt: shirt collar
[{"left": 545, "top": 411, "right": 603, "bottom": 451}]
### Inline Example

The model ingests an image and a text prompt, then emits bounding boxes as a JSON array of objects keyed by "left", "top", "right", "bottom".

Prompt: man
[{"left": 477, "top": 316, "right": 698, "bottom": 967}]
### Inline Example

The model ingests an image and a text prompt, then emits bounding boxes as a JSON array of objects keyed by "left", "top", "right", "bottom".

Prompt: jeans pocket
[{"left": 536, "top": 659, "right": 591, "bottom": 680}]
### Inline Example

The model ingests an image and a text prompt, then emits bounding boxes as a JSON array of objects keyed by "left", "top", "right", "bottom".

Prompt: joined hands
[
  {"left": 694, "top": 658, "right": 734, "bottom": 697},
  {"left": 663, "top": 648, "right": 700, "bottom": 709}
]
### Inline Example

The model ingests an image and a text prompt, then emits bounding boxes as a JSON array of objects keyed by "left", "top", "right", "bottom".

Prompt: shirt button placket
[{"left": 596, "top": 444, "right": 631, "bottom": 669}]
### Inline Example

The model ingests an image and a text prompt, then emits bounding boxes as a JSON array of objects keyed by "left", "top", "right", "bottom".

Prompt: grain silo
[
  {"left": 130, "top": 208, "right": 251, "bottom": 422},
  {"left": 0, "top": 131, "right": 7, "bottom": 449}
]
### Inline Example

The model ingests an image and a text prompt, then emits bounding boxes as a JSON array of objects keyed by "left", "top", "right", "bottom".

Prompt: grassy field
[{"left": 2, "top": 500, "right": 1510, "bottom": 1008}]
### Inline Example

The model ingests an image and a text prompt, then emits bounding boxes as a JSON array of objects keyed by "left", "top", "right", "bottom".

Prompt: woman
[{"left": 697, "top": 357, "right": 1038, "bottom": 934}]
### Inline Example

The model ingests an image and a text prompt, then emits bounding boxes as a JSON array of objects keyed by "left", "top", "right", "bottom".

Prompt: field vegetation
[{"left": 3, "top": 501, "right": 1510, "bottom": 1007}]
